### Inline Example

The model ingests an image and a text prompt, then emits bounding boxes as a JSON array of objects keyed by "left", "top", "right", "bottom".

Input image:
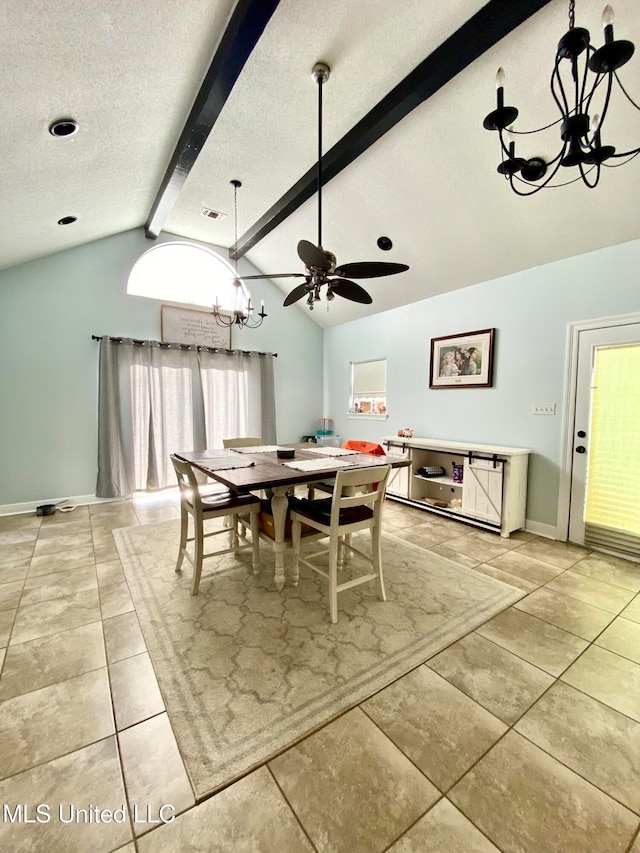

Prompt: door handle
[{"left": 575, "top": 445, "right": 586, "bottom": 454}]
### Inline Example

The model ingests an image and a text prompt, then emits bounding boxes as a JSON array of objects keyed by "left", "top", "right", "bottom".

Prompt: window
[
  {"left": 127, "top": 241, "right": 249, "bottom": 311},
  {"left": 350, "top": 359, "right": 387, "bottom": 415}
]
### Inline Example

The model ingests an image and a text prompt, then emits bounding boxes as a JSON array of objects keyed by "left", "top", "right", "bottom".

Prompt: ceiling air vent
[{"left": 201, "top": 208, "right": 226, "bottom": 220}]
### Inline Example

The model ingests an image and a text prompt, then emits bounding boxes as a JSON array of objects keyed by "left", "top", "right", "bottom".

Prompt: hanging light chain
[
  {"left": 210, "top": 178, "right": 266, "bottom": 329},
  {"left": 231, "top": 178, "right": 241, "bottom": 279},
  {"left": 568, "top": 0, "right": 575, "bottom": 31}
]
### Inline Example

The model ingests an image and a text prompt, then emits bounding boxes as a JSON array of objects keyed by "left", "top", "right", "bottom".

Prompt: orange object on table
[{"left": 342, "top": 440, "right": 386, "bottom": 456}]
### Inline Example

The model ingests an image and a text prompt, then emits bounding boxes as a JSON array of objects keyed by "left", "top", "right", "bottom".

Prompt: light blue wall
[
  {"left": 0, "top": 229, "right": 323, "bottom": 506},
  {"left": 323, "top": 239, "right": 640, "bottom": 530},
  {"left": 3, "top": 230, "right": 638, "bottom": 520}
]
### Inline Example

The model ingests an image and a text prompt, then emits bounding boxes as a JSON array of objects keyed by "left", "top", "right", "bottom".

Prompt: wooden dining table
[{"left": 175, "top": 444, "right": 410, "bottom": 589}]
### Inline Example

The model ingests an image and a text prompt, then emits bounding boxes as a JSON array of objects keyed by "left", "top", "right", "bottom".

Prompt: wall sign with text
[{"left": 161, "top": 305, "right": 231, "bottom": 348}]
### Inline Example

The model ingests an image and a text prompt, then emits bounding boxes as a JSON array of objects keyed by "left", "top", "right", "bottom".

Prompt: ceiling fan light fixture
[
  {"left": 483, "top": 1, "right": 640, "bottom": 195},
  {"left": 225, "top": 65, "right": 409, "bottom": 310},
  {"left": 377, "top": 236, "right": 393, "bottom": 251},
  {"left": 279, "top": 63, "right": 409, "bottom": 310}
]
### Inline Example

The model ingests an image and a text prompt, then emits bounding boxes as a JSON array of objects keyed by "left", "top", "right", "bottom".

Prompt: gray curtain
[{"left": 96, "top": 338, "right": 276, "bottom": 498}]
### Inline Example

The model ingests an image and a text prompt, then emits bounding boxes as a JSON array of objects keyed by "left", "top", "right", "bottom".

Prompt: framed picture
[
  {"left": 161, "top": 305, "right": 231, "bottom": 348},
  {"left": 429, "top": 328, "right": 495, "bottom": 389}
]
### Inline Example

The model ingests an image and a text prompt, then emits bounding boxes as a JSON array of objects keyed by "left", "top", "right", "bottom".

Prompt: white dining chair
[
  {"left": 307, "top": 440, "right": 386, "bottom": 499},
  {"left": 170, "top": 455, "right": 261, "bottom": 595},
  {"left": 289, "top": 464, "right": 391, "bottom": 623},
  {"left": 223, "top": 437, "right": 267, "bottom": 503},
  {"left": 222, "top": 437, "right": 263, "bottom": 448}
]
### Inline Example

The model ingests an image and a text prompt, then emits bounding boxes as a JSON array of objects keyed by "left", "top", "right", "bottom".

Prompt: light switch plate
[{"left": 532, "top": 403, "right": 556, "bottom": 415}]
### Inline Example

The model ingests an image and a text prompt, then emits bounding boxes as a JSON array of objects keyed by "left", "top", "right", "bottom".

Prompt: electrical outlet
[{"left": 532, "top": 403, "right": 556, "bottom": 415}]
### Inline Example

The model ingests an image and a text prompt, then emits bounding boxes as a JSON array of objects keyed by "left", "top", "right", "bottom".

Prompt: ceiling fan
[{"left": 235, "top": 62, "right": 409, "bottom": 310}]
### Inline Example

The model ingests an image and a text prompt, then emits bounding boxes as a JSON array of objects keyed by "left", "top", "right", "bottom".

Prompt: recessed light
[
  {"left": 49, "top": 119, "right": 79, "bottom": 138},
  {"left": 377, "top": 236, "right": 393, "bottom": 251},
  {"left": 57, "top": 216, "right": 77, "bottom": 225}
]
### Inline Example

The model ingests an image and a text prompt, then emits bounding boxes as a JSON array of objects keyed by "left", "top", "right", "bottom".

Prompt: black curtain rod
[{"left": 91, "top": 335, "right": 277, "bottom": 357}]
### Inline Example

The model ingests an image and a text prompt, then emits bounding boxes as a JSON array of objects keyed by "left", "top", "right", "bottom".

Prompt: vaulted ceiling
[{"left": 3, "top": 0, "right": 640, "bottom": 327}]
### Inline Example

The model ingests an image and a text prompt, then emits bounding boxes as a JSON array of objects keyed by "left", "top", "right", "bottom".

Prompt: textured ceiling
[{"left": 2, "top": 0, "right": 640, "bottom": 328}]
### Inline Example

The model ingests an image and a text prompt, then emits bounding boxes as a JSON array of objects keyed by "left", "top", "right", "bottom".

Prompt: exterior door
[{"left": 569, "top": 322, "right": 640, "bottom": 556}]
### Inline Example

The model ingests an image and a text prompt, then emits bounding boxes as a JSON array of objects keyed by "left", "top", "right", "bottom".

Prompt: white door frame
[{"left": 556, "top": 311, "right": 640, "bottom": 541}]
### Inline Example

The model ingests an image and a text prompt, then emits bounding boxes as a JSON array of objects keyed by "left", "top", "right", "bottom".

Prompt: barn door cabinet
[{"left": 382, "top": 437, "right": 530, "bottom": 538}]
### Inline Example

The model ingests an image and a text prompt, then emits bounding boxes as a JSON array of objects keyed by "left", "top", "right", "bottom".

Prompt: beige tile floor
[{"left": 1, "top": 496, "right": 639, "bottom": 852}]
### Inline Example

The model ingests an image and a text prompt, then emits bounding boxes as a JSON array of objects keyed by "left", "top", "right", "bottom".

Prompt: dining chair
[
  {"left": 222, "top": 437, "right": 263, "bottom": 448},
  {"left": 289, "top": 464, "right": 391, "bottom": 623},
  {"left": 170, "top": 455, "right": 261, "bottom": 595},
  {"left": 222, "top": 437, "right": 267, "bottom": 503},
  {"left": 307, "top": 440, "right": 386, "bottom": 499}
]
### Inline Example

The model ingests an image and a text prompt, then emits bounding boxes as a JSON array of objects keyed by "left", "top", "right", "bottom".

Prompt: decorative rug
[{"left": 114, "top": 521, "right": 522, "bottom": 799}]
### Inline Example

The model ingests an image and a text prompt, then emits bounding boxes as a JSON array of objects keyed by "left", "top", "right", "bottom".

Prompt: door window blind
[{"left": 584, "top": 343, "right": 640, "bottom": 557}]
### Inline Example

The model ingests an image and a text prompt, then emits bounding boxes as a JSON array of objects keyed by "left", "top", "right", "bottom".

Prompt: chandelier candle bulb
[
  {"left": 602, "top": 5, "right": 615, "bottom": 43},
  {"left": 495, "top": 67, "right": 505, "bottom": 108}
]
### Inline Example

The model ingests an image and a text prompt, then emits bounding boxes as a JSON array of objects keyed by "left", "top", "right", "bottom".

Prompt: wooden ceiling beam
[
  {"left": 145, "top": 0, "right": 282, "bottom": 239},
  {"left": 231, "top": 0, "right": 553, "bottom": 260}
]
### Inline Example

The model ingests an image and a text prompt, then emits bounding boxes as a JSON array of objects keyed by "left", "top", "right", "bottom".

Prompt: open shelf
[{"left": 414, "top": 474, "right": 459, "bottom": 487}]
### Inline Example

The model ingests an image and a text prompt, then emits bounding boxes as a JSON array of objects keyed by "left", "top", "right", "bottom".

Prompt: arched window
[{"left": 127, "top": 241, "right": 249, "bottom": 311}]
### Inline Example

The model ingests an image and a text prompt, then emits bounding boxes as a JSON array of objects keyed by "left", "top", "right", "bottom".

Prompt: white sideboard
[{"left": 382, "top": 436, "right": 530, "bottom": 538}]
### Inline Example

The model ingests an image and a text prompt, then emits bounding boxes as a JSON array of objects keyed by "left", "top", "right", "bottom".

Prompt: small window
[
  {"left": 127, "top": 241, "right": 249, "bottom": 311},
  {"left": 350, "top": 359, "right": 387, "bottom": 415}
]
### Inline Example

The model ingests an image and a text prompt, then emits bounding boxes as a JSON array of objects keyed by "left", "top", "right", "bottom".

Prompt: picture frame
[
  {"left": 429, "top": 328, "right": 495, "bottom": 389},
  {"left": 161, "top": 305, "right": 231, "bottom": 348}
]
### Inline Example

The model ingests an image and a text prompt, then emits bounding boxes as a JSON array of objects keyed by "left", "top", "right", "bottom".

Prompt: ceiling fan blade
[
  {"left": 283, "top": 283, "right": 311, "bottom": 306},
  {"left": 328, "top": 279, "right": 372, "bottom": 304},
  {"left": 333, "top": 261, "right": 409, "bottom": 279},
  {"left": 235, "top": 273, "right": 306, "bottom": 280},
  {"left": 297, "top": 239, "right": 332, "bottom": 271}
]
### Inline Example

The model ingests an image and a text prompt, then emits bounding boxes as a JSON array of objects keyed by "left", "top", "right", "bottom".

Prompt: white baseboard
[
  {"left": 0, "top": 494, "right": 120, "bottom": 517},
  {"left": 524, "top": 519, "right": 558, "bottom": 540}
]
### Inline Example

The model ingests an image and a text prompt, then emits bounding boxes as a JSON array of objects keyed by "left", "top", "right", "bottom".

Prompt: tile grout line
[
  {"left": 358, "top": 706, "right": 507, "bottom": 853},
  {"left": 265, "top": 763, "right": 321, "bottom": 853},
  {"left": 98, "top": 568, "right": 143, "bottom": 850},
  {"left": 384, "top": 528, "right": 640, "bottom": 841},
  {"left": 429, "top": 611, "right": 640, "bottom": 815}
]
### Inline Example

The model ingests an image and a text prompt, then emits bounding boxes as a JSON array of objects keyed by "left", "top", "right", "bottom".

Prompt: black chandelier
[
  {"left": 212, "top": 179, "right": 267, "bottom": 329},
  {"left": 483, "top": 1, "right": 640, "bottom": 194}
]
